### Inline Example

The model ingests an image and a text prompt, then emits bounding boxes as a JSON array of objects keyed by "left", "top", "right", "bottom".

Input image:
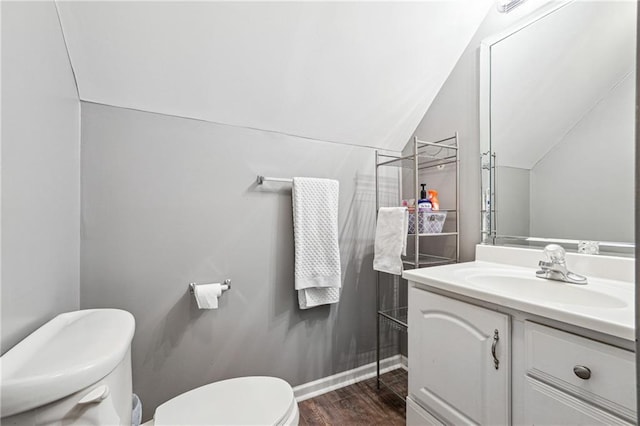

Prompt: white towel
[
  {"left": 373, "top": 207, "right": 409, "bottom": 275},
  {"left": 292, "top": 177, "right": 341, "bottom": 309}
]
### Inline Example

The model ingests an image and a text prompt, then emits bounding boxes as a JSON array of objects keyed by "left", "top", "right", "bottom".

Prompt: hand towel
[
  {"left": 292, "top": 177, "right": 341, "bottom": 309},
  {"left": 373, "top": 207, "right": 409, "bottom": 275}
]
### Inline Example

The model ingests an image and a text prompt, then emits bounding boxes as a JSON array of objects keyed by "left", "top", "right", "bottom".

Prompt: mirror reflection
[{"left": 481, "top": 1, "right": 636, "bottom": 250}]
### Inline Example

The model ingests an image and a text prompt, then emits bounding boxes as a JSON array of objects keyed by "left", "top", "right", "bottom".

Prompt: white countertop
[{"left": 403, "top": 246, "right": 635, "bottom": 342}]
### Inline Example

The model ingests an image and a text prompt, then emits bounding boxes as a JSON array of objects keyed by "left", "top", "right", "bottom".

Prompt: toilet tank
[{"left": 0, "top": 309, "right": 135, "bottom": 425}]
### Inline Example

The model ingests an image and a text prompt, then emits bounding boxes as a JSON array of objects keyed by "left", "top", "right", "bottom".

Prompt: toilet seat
[{"left": 153, "top": 376, "right": 298, "bottom": 426}]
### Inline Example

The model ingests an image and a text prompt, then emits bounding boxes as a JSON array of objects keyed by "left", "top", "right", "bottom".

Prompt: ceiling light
[{"left": 497, "top": 0, "right": 526, "bottom": 13}]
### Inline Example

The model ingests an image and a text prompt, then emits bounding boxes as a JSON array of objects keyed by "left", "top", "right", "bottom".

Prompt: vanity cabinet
[
  {"left": 408, "top": 284, "right": 636, "bottom": 425},
  {"left": 408, "top": 288, "right": 510, "bottom": 425}
]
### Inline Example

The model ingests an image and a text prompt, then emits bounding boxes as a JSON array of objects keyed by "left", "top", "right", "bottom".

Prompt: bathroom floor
[{"left": 298, "top": 368, "right": 407, "bottom": 425}]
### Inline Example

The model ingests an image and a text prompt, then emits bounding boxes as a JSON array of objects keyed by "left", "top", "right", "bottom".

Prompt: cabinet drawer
[
  {"left": 525, "top": 321, "right": 636, "bottom": 416},
  {"left": 524, "top": 376, "right": 634, "bottom": 425}
]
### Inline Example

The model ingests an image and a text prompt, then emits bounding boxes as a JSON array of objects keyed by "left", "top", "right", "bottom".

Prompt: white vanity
[
  {"left": 403, "top": 0, "right": 635, "bottom": 423},
  {"left": 403, "top": 245, "right": 635, "bottom": 425}
]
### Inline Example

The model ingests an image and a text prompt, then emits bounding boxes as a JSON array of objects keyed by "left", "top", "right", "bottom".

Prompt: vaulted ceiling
[
  {"left": 56, "top": 1, "right": 493, "bottom": 151},
  {"left": 490, "top": 0, "right": 636, "bottom": 169}
]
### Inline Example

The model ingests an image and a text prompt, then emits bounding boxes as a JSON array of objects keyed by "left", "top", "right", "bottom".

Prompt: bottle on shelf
[
  {"left": 418, "top": 199, "right": 432, "bottom": 211},
  {"left": 428, "top": 190, "right": 440, "bottom": 211}
]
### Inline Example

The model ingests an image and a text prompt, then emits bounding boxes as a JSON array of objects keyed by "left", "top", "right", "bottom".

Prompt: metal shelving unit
[{"left": 374, "top": 133, "right": 460, "bottom": 400}]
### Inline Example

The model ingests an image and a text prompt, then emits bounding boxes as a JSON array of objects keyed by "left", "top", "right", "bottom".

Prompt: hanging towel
[
  {"left": 292, "top": 177, "right": 341, "bottom": 309},
  {"left": 373, "top": 207, "right": 409, "bottom": 275}
]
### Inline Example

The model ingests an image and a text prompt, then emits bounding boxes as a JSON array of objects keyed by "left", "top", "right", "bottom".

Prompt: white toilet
[
  {"left": 144, "top": 376, "right": 299, "bottom": 426},
  {"left": 0, "top": 309, "right": 299, "bottom": 425}
]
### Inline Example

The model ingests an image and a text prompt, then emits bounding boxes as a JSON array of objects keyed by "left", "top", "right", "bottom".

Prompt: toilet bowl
[
  {"left": 0, "top": 309, "right": 298, "bottom": 426},
  {"left": 144, "top": 376, "right": 299, "bottom": 426}
]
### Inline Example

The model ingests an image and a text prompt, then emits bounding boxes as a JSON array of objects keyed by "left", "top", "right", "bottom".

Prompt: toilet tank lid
[
  {"left": 154, "top": 376, "right": 296, "bottom": 426},
  {"left": 0, "top": 309, "right": 135, "bottom": 418}
]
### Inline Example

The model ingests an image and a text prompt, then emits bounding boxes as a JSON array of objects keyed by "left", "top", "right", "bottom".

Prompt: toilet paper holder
[{"left": 189, "top": 279, "right": 232, "bottom": 295}]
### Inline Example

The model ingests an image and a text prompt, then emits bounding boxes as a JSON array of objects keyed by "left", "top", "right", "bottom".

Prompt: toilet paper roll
[{"left": 193, "top": 283, "right": 223, "bottom": 309}]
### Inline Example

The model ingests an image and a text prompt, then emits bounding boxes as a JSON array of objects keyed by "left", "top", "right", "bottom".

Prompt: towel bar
[{"left": 257, "top": 175, "right": 293, "bottom": 185}]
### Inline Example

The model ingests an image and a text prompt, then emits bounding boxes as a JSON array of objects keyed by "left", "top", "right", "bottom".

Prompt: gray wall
[
  {"left": 496, "top": 166, "right": 530, "bottom": 237},
  {"left": 404, "top": 7, "right": 545, "bottom": 261},
  {"left": 80, "top": 102, "right": 397, "bottom": 419},
  {"left": 634, "top": 0, "right": 639, "bottom": 409},
  {"left": 1, "top": 1, "right": 80, "bottom": 353},
  {"left": 530, "top": 74, "right": 634, "bottom": 242}
]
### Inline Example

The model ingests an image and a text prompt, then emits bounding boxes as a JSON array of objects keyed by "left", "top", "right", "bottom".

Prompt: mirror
[{"left": 480, "top": 0, "right": 636, "bottom": 255}]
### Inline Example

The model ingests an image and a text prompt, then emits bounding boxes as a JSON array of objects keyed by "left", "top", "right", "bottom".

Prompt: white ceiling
[
  {"left": 490, "top": 0, "right": 636, "bottom": 169},
  {"left": 56, "top": 1, "right": 493, "bottom": 151}
]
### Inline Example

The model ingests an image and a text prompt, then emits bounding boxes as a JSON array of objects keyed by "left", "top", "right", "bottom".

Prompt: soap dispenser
[{"left": 418, "top": 184, "right": 432, "bottom": 211}]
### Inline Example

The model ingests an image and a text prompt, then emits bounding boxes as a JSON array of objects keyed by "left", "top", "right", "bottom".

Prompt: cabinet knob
[{"left": 573, "top": 365, "right": 591, "bottom": 380}]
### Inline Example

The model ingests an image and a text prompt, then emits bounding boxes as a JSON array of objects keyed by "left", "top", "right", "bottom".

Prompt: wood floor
[{"left": 298, "top": 368, "right": 407, "bottom": 425}]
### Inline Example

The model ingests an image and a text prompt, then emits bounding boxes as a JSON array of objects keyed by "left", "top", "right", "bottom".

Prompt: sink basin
[
  {"left": 403, "top": 252, "right": 635, "bottom": 341},
  {"left": 457, "top": 268, "right": 627, "bottom": 309}
]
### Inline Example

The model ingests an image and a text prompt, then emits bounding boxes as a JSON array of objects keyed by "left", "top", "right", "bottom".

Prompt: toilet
[
  {"left": 0, "top": 309, "right": 299, "bottom": 425},
  {"left": 144, "top": 376, "right": 299, "bottom": 426}
]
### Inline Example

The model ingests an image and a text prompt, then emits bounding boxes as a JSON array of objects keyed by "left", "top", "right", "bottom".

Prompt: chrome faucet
[{"left": 536, "top": 244, "right": 588, "bottom": 285}]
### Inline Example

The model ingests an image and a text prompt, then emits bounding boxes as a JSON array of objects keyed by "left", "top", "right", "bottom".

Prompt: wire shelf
[
  {"left": 375, "top": 133, "right": 459, "bottom": 407},
  {"left": 402, "top": 254, "right": 457, "bottom": 269},
  {"left": 378, "top": 307, "right": 408, "bottom": 330},
  {"left": 377, "top": 368, "right": 408, "bottom": 401}
]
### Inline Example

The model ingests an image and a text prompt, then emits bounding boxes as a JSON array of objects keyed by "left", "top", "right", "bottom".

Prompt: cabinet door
[
  {"left": 408, "top": 287, "right": 510, "bottom": 425},
  {"left": 407, "top": 396, "right": 444, "bottom": 426}
]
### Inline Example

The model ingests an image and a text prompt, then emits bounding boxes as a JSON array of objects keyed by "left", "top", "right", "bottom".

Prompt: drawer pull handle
[
  {"left": 491, "top": 329, "right": 499, "bottom": 370},
  {"left": 573, "top": 365, "right": 591, "bottom": 380}
]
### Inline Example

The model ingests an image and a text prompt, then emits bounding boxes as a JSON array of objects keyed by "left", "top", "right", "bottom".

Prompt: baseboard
[
  {"left": 400, "top": 355, "right": 408, "bottom": 370},
  {"left": 293, "top": 355, "right": 404, "bottom": 402}
]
